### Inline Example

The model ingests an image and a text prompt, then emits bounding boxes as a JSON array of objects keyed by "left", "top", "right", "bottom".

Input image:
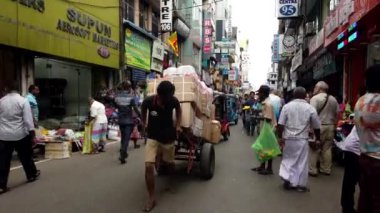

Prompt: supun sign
[
  {"left": 0, "top": 0, "right": 120, "bottom": 69},
  {"left": 160, "top": 0, "right": 173, "bottom": 32},
  {"left": 277, "top": 0, "right": 299, "bottom": 18}
]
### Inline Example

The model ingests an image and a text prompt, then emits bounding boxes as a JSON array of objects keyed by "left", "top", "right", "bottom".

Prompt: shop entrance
[{"left": 34, "top": 58, "right": 92, "bottom": 129}]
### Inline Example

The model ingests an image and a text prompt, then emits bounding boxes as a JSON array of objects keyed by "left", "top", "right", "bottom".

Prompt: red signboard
[
  {"left": 203, "top": 19, "right": 212, "bottom": 54},
  {"left": 324, "top": 0, "right": 380, "bottom": 48}
]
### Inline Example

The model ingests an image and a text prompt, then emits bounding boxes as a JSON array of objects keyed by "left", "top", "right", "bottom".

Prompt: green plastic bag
[
  {"left": 82, "top": 122, "right": 93, "bottom": 154},
  {"left": 251, "top": 122, "right": 281, "bottom": 162}
]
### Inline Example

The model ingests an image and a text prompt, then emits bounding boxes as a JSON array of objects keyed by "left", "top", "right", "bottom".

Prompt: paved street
[{"left": 1, "top": 124, "right": 345, "bottom": 213}]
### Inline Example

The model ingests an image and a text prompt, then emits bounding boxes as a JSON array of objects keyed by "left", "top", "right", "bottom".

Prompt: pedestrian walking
[
  {"left": 141, "top": 81, "right": 182, "bottom": 212},
  {"left": 354, "top": 65, "right": 380, "bottom": 213},
  {"left": 252, "top": 85, "right": 277, "bottom": 175},
  {"left": 277, "top": 87, "right": 321, "bottom": 192},
  {"left": 340, "top": 126, "right": 360, "bottom": 213},
  {"left": 88, "top": 97, "right": 108, "bottom": 153},
  {"left": 0, "top": 84, "right": 40, "bottom": 194},
  {"left": 114, "top": 81, "right": 141, "bottom": 164},
  {"left": 26, "top": 85, "right": 40, "bottom": 127},
  {"left": 269, "top": 89, "right": 282, "bottom": 121},
  {"left": 309, "top": 81, "right": 339, "bottom": 176}
]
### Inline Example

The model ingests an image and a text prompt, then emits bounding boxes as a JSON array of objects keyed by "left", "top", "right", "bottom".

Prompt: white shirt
[
  {"left": 342, "top": 126, "right": 360, "bottom": 156},
  {"left": 90, "top": 101, "right": 108, "bottom": 124},
  {"left": 310, "top": 93, "right": 339, "bottom": 125},
  {"left": 0, "top": 92, "right": 35, "bottom": 141},
  {"left": 279, "top": 99, "right": 321, "bottom": 140}
]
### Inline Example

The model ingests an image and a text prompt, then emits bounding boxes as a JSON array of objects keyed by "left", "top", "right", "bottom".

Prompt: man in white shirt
[
  {"left": 89, "top": 98, "right": 108, "bottom": 152},
  {"left": 277, "top": 87, "right": 321, "bottom": 192},
  {"left": 0, "top": 85, "right": 40, "bottom": 194}
]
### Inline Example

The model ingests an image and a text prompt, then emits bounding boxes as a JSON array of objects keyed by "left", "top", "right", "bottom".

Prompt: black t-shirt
[{"left": 141, "top": 95, "right": 180, "bottom": 144}]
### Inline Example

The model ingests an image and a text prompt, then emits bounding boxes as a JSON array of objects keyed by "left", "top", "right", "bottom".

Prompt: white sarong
[{"left": 279, "top": 139, "right": 309, "bottom": 187}]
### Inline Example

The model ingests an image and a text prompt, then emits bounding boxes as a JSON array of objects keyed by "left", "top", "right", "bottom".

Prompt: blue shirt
[
  {"left": 114, "top": 91, "right": 136, "bottom": 125},
  {"left": 26, "top": 93, "right": 39, "bottom": 122}
]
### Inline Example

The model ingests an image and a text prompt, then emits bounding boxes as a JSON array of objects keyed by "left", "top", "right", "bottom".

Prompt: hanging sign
[
  {"left": 160, "top": 0, "right": 173, "bottom": 32},
  {"left": 277, "top": 0, "right": 299, "bottom": 18}
]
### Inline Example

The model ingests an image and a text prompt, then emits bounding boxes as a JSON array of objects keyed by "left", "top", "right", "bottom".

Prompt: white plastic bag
[{"left": 108, "top": 124, "right": 119, "bottom": 140}]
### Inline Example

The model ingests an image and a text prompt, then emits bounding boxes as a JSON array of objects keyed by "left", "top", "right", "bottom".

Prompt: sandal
[
  {"left": 0, "top": 187, "right": 9, "bottom": 194},
  {"left": 142, "top": 200, "right": 157, "bottom": 212}
]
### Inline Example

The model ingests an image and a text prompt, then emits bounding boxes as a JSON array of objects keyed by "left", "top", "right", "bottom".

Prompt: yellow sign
[{"left": 0, "top": 0, "right": 120, "bottom": 69}]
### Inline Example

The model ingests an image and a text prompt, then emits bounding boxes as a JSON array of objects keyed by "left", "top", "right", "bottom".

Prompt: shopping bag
[
  {"left": 251, "top": 122, "right": 281, "bottom": 162},
  {"left": 82, "top": 123, "right": 93, "bottom": 154},
  {"left": 108, "top": 124, "right": 119, "bottom": 140}
]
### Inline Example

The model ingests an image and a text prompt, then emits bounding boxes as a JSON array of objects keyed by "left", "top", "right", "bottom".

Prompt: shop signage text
[
  {"left": 57, "top": 8, "right": 119, "bottom": 50},
  {"left": 277, "top": 0, "right": 299, "bottom": 18},
  {"left": 160, "top": 0, "right": 173, "bottom": 32},
  {"left": 125, "top": 28, "right": 152, "bottom": 71},
  {"left": 11, "top": 0, "right": 45, "bottom": 13},
  {"left": 0, "top": 0, "right": 120, "bottom": 69},
  {"left": 203, "top": 19, "right": 212, "bottom": 54},
  {"left": 151, "top": 40, "right": 164, "bottom": 72},
  {"left": 272, "top": 34, "right": 280, "bottom": 63}
]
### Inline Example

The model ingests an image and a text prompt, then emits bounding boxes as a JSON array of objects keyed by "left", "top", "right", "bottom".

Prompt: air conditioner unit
[{"left": 305, "top": 22, "right": 316, "bottom": 36}]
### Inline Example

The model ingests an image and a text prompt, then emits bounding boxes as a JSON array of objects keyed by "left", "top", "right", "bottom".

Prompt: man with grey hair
[
  {"left": 278, "top": 87, "right": 321, "bottom": 192},
  {"left": 309, "top": 81, "right": 339, "bottom": 176}
]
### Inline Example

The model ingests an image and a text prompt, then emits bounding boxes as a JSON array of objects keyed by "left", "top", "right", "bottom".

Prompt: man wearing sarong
[
  {"left": 88, "top": 97, "right": 108, "bottom": 153},
  {"left": 277, "top": 87, "right": 321, "bottom": 192}
]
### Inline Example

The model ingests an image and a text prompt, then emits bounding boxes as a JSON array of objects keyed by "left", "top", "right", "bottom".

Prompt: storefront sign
[
  {"left": 125, "top": 28, "right": 152, "bottom": 71},
  {"left": 228, "top": 68, "right": 237, "bottom": 81},
  {"left": 309, "top": 29, "right": 324, "bottom": 55},
  {"left": 291, "top": 49, "right": 302, "bottom": 72},
  {"left": 0, "top": 0, "right": 120, "bottom": 69},
  {"left": 313, "top": 53, "right": 336, "bottom": 80},
  {"left": 160, "top": 0, "right": 173, "bottom": 32},
  {"left": 151, "top": 40, "right": 164, "bottom": 72},
  {"left": 279, "top": 34, "right": 296, "bottom": 57},
  {"left": 214, "top": 41, "right": 236, "bottom": 49},
  {"left": 325, "top": 11, "right": 339, "bottom": 37},
  {"left": 152, "top": 40, "right": 165, "bottom": 60},
  {"left": 272, "top": 34, "right": 280, "bottom": 63},
  {"left": 203, "top": 19, "right": 212, "bottom": 54},
  {"left": 324, "top": 0, "right": 380, "bottom": 48},
  {"left": 277, "top": 0, "right": 299, "bottom": 18},
  {"left": 338, "top": 0, "right": 354, "bottom": 25}
]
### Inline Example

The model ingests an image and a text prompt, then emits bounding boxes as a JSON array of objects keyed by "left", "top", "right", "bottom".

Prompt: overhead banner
[
  {"left": 277, "top": 0, "right": 300, "bottom": 18},
  {"left": 125, "top": 28, "right": 152, "bottom": 71},
  {"left": 0, "top": 0, "right": 120, "bottom": 69},
  {"left": 272, "top": 34, "right": 280, "bottom": 63},
  {"left": 160, "top": 0, "right": 173, "bottom": 32}
]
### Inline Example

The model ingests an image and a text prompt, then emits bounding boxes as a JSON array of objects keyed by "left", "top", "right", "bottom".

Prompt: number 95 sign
[{"left": 277, "top": 0, "right": 299, "bottom": 18}]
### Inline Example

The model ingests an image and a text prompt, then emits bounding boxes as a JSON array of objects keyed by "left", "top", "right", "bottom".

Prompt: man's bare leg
[{"left": 143, "top": 163, "right": 156, "bottom": 212}]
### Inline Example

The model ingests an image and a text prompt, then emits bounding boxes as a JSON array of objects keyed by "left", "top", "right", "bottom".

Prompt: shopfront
[
  {"left": 324, "top": 0, "right": 380, "bottom": 105},
  {"left": 124, "top": 23, "right": 153, "bottom": 85},
  {"left": 0, "top": 0, "right": 120, "bottom": 123}
]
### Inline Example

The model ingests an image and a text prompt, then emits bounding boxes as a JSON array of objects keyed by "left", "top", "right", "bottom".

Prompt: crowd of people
[
  {"left": 1, "top": 64, "right": 380, "bottom": 213},
  {"left": 241, "top": 64, "right": 380, "bottom": 213}
]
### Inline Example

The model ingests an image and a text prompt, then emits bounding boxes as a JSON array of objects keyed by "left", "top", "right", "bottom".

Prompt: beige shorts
[{"left": 145, "top": 139, "right": 175, "bottom": 163}]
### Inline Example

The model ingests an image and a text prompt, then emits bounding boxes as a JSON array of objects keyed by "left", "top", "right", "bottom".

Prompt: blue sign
[
  {"left": 280, "top": 5, "right": 296, "bottom": 16},
  {"left": 277, "top": 0, "right": 299, "bottom": 18}
]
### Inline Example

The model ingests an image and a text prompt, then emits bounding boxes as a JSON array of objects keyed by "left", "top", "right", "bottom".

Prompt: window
[
  {"left": 152, "top": 11, "right": 159, "bottom": 37},
  {"left": 139, "top": 0, "right": 148, "bottom": 29},
  {"left": 125, "top": 0, "right": 134, "bottom": 22}
]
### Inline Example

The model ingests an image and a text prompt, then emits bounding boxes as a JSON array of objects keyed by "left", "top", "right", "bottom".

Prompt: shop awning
[{"left": 123, "top": 20, "right": 157, "bottom": 40}]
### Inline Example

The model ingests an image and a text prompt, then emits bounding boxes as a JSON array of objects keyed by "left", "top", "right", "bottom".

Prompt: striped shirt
[{"left": 355, "top": 93, "right": 380, "bottom": 158}]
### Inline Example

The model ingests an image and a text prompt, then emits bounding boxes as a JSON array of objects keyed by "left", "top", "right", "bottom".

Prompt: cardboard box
[
  {"left": 201, "top": 116, "right": 212, "bottom": 142},
  {"left": 45, "top": 142, "right": 72, "bottom": 159},
  {"left": 210, "top": 120, "right": 221, "bottom": 144}
]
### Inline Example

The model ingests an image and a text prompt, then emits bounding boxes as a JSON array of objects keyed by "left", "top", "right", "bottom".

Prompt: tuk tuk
[
  {"left": 213, "top": 93, "right": 231, "bottom": 141},
  {"left": 226, "top": 94, "right": 239, "bottom": 125}
]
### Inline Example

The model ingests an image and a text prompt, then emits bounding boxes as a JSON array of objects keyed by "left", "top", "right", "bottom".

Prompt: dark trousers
[
  {"left": 0, "top": 135, "right": 38, "bottom": 188},
  {"left": 260, "top": 159, "right": 273, "bottom": 170},
  {"left": 341, "top": 151, "right": 360, "bottom": 212},
  {"left": 119, "top": 125, "right": 133, "bottom": 160},
  {"left": 358, "top": 154, "right": 380, "bottom": 213}
]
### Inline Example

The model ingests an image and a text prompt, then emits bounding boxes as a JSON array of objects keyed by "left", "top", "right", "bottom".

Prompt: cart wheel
[{"left": 200, "top": 143, "right": 215, "bottom": 180}]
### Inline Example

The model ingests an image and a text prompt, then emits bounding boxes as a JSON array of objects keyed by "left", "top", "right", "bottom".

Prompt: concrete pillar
[
  {"left": 147, "top": 4, "right": 152, "bottom": 32},
  {"left": 134, "top": 0, "right": 139, "bottom": 26}
]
